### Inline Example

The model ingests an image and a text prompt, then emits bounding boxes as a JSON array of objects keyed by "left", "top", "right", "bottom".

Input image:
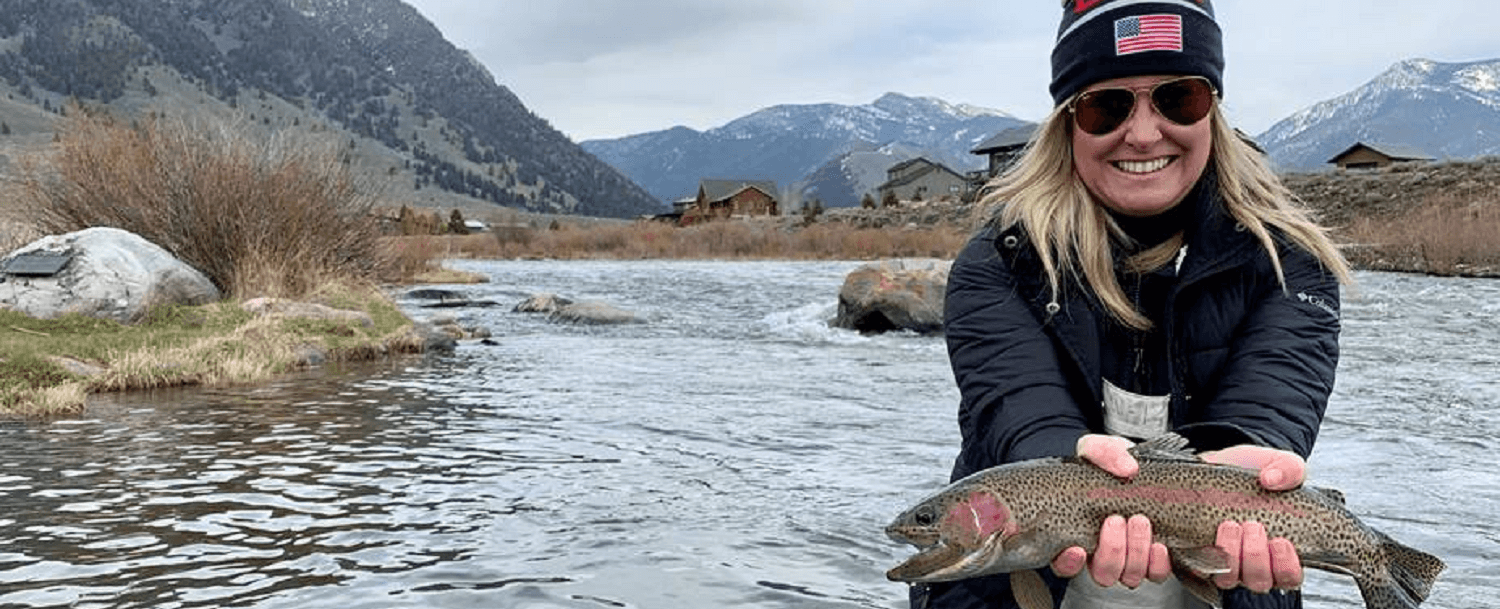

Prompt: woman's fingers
[
  {"left": 1075, "top": 434, "right": 1139, "bottom": 479},
  {"left": 1089, "top": 515, "right": 1129, "bottom": 586},
  {"left": 1214, "top": 521, "right": 1243, "bottom": 589},
  {"left": 1051, "top": 545, "right": 1088, "bottom": 578},
  {"left": 1147, "top": 542, "right": 1173, "bottom": 583},
  {"left": 1200, "top": 445, "right": 1307, "bottom": 491},
  {"left": 1214, "top": 520, "right": 1304, "bottom": 592},
  {"left": 1237, "top": 521, "right": 1274, "bottom": 593},
  {"left": 1119, "top": 515, "right": 1153, "bottom": 588},
  {"left": 1269, "top": 537, "right": 1304, "bottom": 590}
]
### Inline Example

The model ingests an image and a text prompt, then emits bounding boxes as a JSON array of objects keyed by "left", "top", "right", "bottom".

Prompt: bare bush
[{"left": 17, "top": 108, "right": 386, "bottom": 298}]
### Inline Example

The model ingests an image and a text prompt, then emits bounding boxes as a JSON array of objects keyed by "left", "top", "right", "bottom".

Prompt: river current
[{"left": 1, "top": 260, "right": 1495, "bottom": 608}]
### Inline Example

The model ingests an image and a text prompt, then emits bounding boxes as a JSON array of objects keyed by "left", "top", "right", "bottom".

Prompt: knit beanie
[{"left": 1050, "top": 0, "right": 1224, "bottom": 106}]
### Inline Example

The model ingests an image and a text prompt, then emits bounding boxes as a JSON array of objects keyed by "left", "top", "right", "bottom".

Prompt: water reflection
[{"left": 0, "top": 361, "right": 614, "bottom": 608}]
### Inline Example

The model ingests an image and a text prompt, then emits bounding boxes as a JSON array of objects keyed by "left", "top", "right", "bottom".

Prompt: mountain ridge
[
  {"left": 0, "top": 0, "right": 662, "bottom": 219},
  {"left": 1257, "top": 58, "right": 1500, "bottom": 171},
  {"left": 582, "top": 92, "right": 1028, "bottom": 207}
]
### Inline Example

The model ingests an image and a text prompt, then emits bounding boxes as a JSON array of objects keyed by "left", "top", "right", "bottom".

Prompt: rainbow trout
[{"left": 886, "top": 434, "right": 1445, "bottom": 609}]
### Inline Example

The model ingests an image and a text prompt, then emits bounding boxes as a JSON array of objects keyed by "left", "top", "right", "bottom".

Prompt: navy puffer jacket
[{"left": 918, "top": 177, "right": 1342, "bottom": 609}]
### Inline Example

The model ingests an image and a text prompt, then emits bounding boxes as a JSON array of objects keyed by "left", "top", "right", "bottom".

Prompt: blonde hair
[{"left": 980, "top": 103, "right": 1353, "bottom": 330}]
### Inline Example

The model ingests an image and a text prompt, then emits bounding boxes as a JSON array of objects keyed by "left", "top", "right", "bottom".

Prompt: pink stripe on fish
[{"left": 1085, "top": 486, "right": 1310, "bottom": 518}]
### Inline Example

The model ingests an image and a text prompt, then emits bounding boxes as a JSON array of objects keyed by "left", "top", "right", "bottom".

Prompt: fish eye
[{"left": 913, "top": 506, "right": 937, "bottom": 526}]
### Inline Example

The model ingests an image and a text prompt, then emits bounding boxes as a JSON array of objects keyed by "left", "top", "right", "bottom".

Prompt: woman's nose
[{"left": 1120, "top": 94, "right": 1164, "bottom": 146}]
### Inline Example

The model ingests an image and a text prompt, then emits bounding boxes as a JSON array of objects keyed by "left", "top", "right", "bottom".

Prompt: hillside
[
  {"left": 0, "top": 0, "right": 662, "bottom": 219},
  {"left": 1282, "top": 157, "right": 1500, "bottom": 276}
]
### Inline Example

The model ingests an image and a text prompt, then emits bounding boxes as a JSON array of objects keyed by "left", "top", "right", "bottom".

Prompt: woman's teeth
[{"left": 1115, "top": 158, "right": 1172, "bottom": 174}]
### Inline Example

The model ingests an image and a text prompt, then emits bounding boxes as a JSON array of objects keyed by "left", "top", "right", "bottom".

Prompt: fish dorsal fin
[
  {"left": 1128, "top": 433, "right": 1201, "bottom": 463},
  {"left": 1312, "top": 486, "right": 1346, "bottom": 505}
]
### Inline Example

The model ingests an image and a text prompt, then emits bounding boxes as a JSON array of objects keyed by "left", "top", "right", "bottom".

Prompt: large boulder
[
  {"left": 550, "top": 301, "right": 638, "bottom": 325},
  {"left": 512, "top": 292, "right": 636, "bottom": 325},
  {"left": 831, "top": 258, "right": 951, "bottom": 335},
  {"left": 0, "top": 227, "right": 221, "bottom": 323},
  {"left": 513, "top": 292, "right": 573, "bottom": 313}
]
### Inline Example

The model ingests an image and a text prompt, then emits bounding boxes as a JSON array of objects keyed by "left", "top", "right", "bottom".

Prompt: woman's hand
[
  {"left": 1050, "top": 436, "right": 1307, "bottom": 592},
  {"left": 1200, "top": 445, "right": 1307, "bottom": 592},
  {"left": 1050, "top": 435, "right": 1172, "bottom": 587}
]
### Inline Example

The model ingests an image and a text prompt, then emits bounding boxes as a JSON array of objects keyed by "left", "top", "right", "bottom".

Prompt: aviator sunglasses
[{"left": 1067, "top": 76, "right": 1218, "bottom": 136}]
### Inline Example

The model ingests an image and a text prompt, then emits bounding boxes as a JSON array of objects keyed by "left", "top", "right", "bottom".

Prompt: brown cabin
[
  {"left": 1327, "top": 142, "right": 1435, "bottom": 170},
  {"left": 682, "top": 179, "right": 780, "bottom": 225}
]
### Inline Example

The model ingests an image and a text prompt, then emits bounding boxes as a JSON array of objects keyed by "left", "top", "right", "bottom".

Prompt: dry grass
[
  {"left": 387, "top": 217, "right": 970, "bottom": 264},
  {"left": 13, "top": 107, "right": 387, "bottom": 299},
  {"left": 1, "top": 282, "right": 420, "bottom": 415},
  {"left": 1338, "top": 189, "right": 1500, "bottom": 276}
]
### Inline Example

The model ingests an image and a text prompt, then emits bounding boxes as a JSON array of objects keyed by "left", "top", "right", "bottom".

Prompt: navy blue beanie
[{"left": 1050, "top": 0, "right": 1224, "bottom": 106}]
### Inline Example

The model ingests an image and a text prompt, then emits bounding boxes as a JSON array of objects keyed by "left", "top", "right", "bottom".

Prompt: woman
[{"left": 921, "top": 1, "right": 1354, "bottom": 608}]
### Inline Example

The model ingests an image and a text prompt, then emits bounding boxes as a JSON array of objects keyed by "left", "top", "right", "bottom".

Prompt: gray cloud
[{"left": 404, "top": 1, "right": 1500, "bottom": 142}]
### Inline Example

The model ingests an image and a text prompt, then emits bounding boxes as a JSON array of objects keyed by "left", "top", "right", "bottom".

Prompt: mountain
[
  {"left": 582, "top": 93, "right": 1029, "bottom": 208},
  {"left": 0, "top": 0, "right": 661, "bottom": 219},
  {"left": 1259, "top": 58, "right": 1500, "bottom": 172}
]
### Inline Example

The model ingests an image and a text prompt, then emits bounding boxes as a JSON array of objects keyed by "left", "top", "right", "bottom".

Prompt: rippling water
[{"left": 0, "top": 261, "right": 1494, "bottom": 608}]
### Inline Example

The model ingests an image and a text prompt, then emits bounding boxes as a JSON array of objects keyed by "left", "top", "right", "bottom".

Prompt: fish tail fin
[{"left": 1356, "top": 531, "right": 1446, "bottom": 608}]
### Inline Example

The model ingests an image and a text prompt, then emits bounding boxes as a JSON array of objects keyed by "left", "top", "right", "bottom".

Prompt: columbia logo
[{"left": 1297, "top": 292, "right": 1338, "bottom": 318}]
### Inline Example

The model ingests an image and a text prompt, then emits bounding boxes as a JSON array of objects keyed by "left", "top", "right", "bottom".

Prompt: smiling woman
[{"left": 922, "top": 1, "right": 1357, "bottom": 609}]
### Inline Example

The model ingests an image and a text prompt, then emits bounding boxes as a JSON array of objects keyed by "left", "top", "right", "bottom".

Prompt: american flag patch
[{"left": 1115, "top": 14, "right": 1183, "bottom": 55}]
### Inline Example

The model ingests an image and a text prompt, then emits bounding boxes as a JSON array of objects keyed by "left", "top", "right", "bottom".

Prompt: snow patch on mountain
[{"left": 1258, "top": 58, "right": 1500, "bottom": 171}]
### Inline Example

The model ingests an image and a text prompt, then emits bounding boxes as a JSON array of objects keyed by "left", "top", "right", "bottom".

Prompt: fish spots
[
  {"left": 944, "top": 492, "right": 1013, "bottom": 545},
  {"left": 1086, "top": 485, "right": 1310, "bottom": 518}
]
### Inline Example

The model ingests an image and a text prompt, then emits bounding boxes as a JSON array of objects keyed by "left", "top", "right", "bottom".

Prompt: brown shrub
[
  {"left": 16, "top": 107, "right": 386, "bottom": 298},
  {"left": 1341, "top": 190, "right": 1500, "bottom": 275}
]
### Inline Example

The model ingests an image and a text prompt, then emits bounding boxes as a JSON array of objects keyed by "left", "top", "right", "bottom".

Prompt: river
[{"left": 0, "top": 260, "right": 1494, "bottom": 608}]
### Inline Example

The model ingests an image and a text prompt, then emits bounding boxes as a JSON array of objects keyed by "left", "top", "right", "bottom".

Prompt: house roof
[
  {"left": 699, "top": 179, "right": 779, "bottom": 203},
  {"left": 878, "top": 158, "right": 964, "bottom": 190},
  {"left": 886, "top": 157, "right": 933, "bottom": 174},
  {"left": 1326, "top": 141, "right": 1436, "bottom": 164},
  {"left": 971, "top": 124, "right": 1039, "bottom": 155}
]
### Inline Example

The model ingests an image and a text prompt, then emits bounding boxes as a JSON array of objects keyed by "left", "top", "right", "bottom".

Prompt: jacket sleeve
[
  {"left": 1176, "top": 243, "right": 1342, "bottom": 458},
  {"left": 944, "top": 228, "right": 1092, "bottom": 474}
]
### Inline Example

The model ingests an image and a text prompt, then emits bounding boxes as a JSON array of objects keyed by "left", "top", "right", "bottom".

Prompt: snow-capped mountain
[
  {"left": 581, "top": 93, "right": 1028, "bottom": 207},
  {"left": 1258, "top": 58, "right": 1500, "bottom": 171}
]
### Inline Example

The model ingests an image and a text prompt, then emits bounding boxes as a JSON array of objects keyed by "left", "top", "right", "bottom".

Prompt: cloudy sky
[{"left": 401, "top": 1, "right": 1499, "bottom": 143}]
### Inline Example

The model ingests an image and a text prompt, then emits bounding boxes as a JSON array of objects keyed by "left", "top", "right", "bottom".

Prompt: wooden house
[
  {"left": 970, "top": 124, "right": 1038, "bottom": 179},
  {"left": 1327, "top": 142, "right": 1435, "bottom": 170},
  {"left": 682, "top": 179, "right": 780, "bottom": 225},
  {"left": 876, "top": 158, "right": 966, "bottom": 204}
]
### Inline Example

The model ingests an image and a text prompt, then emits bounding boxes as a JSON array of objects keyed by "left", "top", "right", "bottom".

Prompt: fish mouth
[{"left": 887, "top": 540, "right": 967, "bottom": 582}]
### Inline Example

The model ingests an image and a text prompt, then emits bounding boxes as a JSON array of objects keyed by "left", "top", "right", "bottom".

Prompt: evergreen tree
[{"left": 448, "top": 209, "right": 469, "bottom": 235}]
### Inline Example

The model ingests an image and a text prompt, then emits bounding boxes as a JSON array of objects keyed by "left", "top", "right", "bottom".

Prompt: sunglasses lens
[
  {"left": 1072, "top": 78, "right": 1216, "bottom": 135},
  {"left": 1152, "top": 78, "right": 1214, "bottom": 126},
  {"left": 1072, "top": 89, "right": 1136, "bottom": 135}
]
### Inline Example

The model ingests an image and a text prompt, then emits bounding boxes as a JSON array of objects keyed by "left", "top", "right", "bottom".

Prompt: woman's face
[{"left": 1070, "top": 74, "right": 1214, "bottom": 217}]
